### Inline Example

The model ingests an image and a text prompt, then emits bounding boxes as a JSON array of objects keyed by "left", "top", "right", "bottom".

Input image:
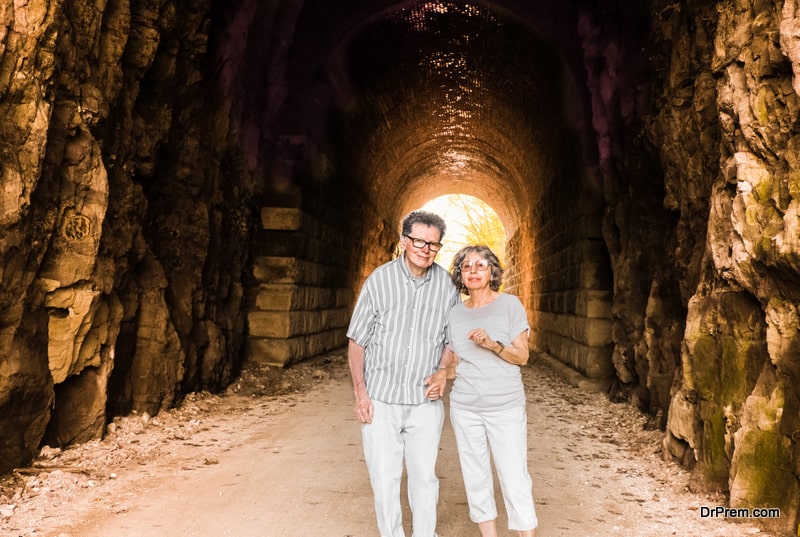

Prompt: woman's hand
[
  {"left": 467, "top": 328, "right": 530, "bottom": 365},
  {"left": 467, "top": 328, "right": 501, "bottom": 353}
]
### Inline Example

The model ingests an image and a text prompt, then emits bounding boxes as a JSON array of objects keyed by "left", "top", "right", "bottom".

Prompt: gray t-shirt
[{"left": 447, "top": 293, "right": 530, "bottom": 410}]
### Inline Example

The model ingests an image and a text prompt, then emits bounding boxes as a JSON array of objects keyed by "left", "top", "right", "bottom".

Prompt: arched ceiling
[{"left": 258, "top": 0, "right": 596, "bottom": 237}]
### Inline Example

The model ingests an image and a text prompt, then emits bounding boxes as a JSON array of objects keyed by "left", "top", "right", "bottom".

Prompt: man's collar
[{"left": 398, "top": 256, "right": 431, "bottom": 281}]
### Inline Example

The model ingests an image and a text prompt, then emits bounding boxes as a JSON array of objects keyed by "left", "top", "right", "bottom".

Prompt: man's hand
[
  {"left": 349, "top": 339, "right": 373, "bottom": 423},
  {"left": 424, "top": 369, "right": 448, "bottom": 400},
  {"left": 354, "top": 394, "right": 374, "bottom": 424}
]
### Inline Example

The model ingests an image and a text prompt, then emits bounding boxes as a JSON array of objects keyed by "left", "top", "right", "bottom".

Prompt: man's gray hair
[{"left": 400, "top": 210, "right": 446, "bottom": 239}]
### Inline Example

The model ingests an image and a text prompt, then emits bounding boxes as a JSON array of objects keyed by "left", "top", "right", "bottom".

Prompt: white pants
[
  {"left": 450, "top": 404, "right": 538, "bottom": 531},
  {"left": 362, "top": 399, "right": 444, "bottom": 537}
]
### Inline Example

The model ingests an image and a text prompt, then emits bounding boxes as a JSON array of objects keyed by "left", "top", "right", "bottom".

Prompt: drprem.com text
[{"left": 700, "top": 506, "right": 780, "bottom": 519}]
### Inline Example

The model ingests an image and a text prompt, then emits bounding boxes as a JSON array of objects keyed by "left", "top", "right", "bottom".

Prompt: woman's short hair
[{"left": 450, "top": 245, "right": 503, "bottom": 294}]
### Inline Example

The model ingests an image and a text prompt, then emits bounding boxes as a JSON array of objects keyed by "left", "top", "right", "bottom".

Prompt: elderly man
[{"left": 347, "top": 210, "right": 459, "bottom": 537}]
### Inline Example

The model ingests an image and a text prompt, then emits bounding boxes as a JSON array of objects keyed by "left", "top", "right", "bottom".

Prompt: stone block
[
  {"left": 336, "top": 288, "right": 354, "bottom": 307},
  {"left": 254, "top": 284, "right": 342, "bottom": 311},
  {"left": 248, "top": 311, "right": 291, "bottom": 338},
  {"left": 584, "top": 317, "right": 612, "bottom": 346},
  {"left": 252, "top": 256, "right": 299, "bottom": 283},
  {"left": 261, "top": 207, "right": 302, "bottom": 231},
  {"left": 252, "top": 256, "right": 326, "bottom": 285},
  {"left": 542, "top": 291, "right": 575, "bottom": 315},
  {"left": 575, "top": 289, "right": 612, "bottom": 318},
  {"left": 533, "top": 330, "right": 614, "bottom": 379},
  {"left": 321, "top": 309, "right": 351, "bottom": 330},
  {"left": 254, "top": 284, "right": 296, "bottom": 311},
  {"left": 247, "top": 328, "right": 348, "bottom": 367},
  {"left": 536, "top": 312, "right": 612, "bottom": 346},
  {"left": 248, "top": 308, "right": 350, "bottom": 338}
]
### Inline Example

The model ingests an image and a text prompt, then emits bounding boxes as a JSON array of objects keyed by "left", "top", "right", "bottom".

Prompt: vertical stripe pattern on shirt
[{"left": 347, "top": 257, "right": 459, "bottom": 404}]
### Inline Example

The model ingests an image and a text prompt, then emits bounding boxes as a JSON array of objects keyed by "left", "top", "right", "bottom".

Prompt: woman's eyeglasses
[{"left": 461, "top": 259, "right": 490, "bottom": 272}]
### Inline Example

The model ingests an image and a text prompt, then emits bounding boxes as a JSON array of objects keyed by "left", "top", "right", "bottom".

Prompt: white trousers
[
  {"left": 362, "top": 399, "right": 444, "bottom": 537},
  {"left": 450, "top": 404, "right": 538, "bottom": 531}
]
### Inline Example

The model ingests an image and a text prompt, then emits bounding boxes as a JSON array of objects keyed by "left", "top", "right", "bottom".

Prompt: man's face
[{"left": 402, "top": 224, "right": 442, "bottom": 272}]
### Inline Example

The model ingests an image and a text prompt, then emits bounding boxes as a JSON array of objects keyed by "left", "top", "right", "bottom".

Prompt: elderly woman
[{"left": 426, "top": 244, "right": 538, "bottom": 537}]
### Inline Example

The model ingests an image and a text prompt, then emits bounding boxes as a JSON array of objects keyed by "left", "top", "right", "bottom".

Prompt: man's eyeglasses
[
  {"left": 404, "top": 235, "right": 443, "bottom": 252},
  {"left": 461, "top": 259, "right": 491, "bottom": 272}
]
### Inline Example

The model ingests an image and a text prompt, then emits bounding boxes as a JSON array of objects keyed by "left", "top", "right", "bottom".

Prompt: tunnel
[
  {"left": 2, "top": 0, "right": 800, "bottom": 533},
  {"left": 245, "top": 1, "right": 613, "bottom": 384}
]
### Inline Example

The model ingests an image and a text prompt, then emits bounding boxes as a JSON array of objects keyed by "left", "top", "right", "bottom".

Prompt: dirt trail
[{"left": 0, "top": 352, "right": 781, "bottom": 536}]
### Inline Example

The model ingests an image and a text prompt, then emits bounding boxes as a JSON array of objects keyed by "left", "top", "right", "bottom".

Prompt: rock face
[
  {"left": 0, "top": 0, "right": 251, "bottom": 470},
  {"left": 1, "top": 0, "right": 800, "bottom": 532},
  {"left": 589, "top": 0, "right": 800, "bottom": 529}
]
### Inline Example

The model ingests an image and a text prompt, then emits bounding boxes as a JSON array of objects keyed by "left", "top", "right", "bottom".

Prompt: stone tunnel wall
[
  {"left": 245, "top": 193, "right": 398, "bottom": 367},
  {"left": 247, "top": 206, "right": 352, "bottom": 366},
  {"left": 505, "top": 174, "right": 614, "bottom": 382},
  {"left": 528, "top": 184, "right": 613, "bottom": 381}
]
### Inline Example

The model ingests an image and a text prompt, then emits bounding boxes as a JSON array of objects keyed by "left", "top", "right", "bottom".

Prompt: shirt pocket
[{"left": 418, "top": 302, "right": 448, "bottom": 342}]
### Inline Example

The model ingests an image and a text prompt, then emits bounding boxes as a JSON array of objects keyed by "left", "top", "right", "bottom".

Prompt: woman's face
[{"left": 460, "top": 252, "right": 491, "bottom": 292}]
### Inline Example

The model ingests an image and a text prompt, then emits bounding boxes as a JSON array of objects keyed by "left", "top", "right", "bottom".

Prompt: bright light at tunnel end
[{"left": 419, "top": 194, "right": 505, "bottom": 271}]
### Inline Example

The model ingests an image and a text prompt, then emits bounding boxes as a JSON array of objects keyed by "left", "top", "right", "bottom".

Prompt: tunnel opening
[{"left": 420, "top": 193, "right": 507, "bottom": 274}]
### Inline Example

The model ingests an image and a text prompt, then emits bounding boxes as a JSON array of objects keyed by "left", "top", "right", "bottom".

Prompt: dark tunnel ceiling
[{"left": 285, "top": 1, "right": 592, "bottom": 231}]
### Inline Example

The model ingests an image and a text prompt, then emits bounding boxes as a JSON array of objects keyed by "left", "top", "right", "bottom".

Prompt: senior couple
[{"left": 347, "top": 210, "right": 538, "bottom": 537}]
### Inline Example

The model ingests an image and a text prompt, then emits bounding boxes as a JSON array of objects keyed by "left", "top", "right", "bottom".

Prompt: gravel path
[{"left": 0, "top": 352, "right": 782, "bottom": 536}]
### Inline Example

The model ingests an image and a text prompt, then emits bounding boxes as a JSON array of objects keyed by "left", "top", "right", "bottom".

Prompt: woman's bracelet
[{"left": 494, "top": 341, "right": 505, "bottom": 355}]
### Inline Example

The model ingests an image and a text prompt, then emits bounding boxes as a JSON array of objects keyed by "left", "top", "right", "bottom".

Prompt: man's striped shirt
[{"left": 347, "top": 257, "right": 459, "bottom": 405}]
